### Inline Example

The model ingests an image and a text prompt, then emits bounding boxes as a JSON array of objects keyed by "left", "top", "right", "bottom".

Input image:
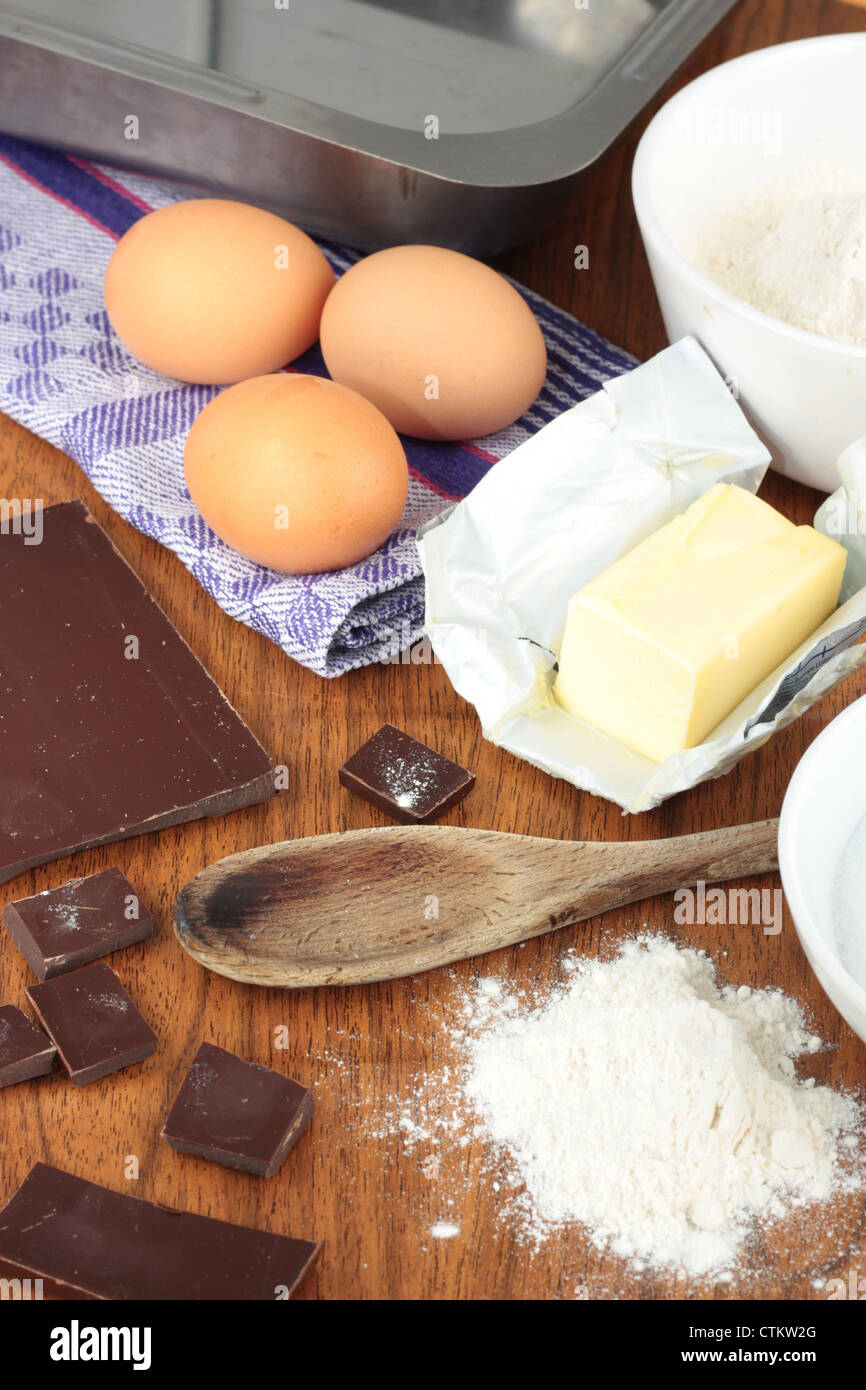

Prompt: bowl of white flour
[
  {"left": 633, "top": 34, "right": 866, "bottom": 492},
  {"left": 779, "top": 694, "right": 866, "bottom": 1047}
]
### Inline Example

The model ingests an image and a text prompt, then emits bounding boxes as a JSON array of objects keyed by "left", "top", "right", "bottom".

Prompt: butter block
[{"left": 555, "top": 484, "right": 846, "bottom": 762}]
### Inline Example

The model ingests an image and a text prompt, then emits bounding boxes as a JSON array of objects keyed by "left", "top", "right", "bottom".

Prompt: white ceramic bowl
[
  {"left": 632, "top": 35, "right": 866, "bottom": 493},
  {"left": 779, "top": 695, "right": 866, "bottom": 1045}
]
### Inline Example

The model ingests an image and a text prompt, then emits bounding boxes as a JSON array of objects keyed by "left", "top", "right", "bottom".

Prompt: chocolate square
[
  {"left": 26, "top": 961, "right": 156, "bottom": 1086},
  {"left": 0, "top": 1005, "right": 56, "bottom": 1088},
  {"left": 3, "top": 867, "right": 153, "bottom": 979},
  {"left": 162, "top": 1041, "right": 313, "bottom": 1177},
  {"left": 0, "top": 500, "right": 276, "bottom": 885},
  {"left": 0, "top": 1163, "right": 320, "bottom": 1300},
  {"left": 338, "top": 723, "right": 475, "bottom": 823}
]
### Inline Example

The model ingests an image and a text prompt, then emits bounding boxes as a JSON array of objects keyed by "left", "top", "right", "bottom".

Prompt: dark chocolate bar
[
  {"left": 0, "top": 1163, "right": 320, "bottom": 1300},
  {"left": 26, "top": 961, "right": 156, "bottom": 1086},
  {"left": 0, "top": 500, "right": 276, "bottom": 885},
  {"left": 162, "top": 1041, "right": 313, "bottom": 1177},
  {"left": 3, "top": 867, "right": 153, "bottom": 979},
  {"left": 339, "top": 722, "right": 475, "bottom": 823},
  {"left": 0, "top": 1005, "right": 56, "bottom": 1088}
]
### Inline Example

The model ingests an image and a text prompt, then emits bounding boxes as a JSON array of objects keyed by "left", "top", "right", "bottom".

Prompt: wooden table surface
[{"left": 2, "top": 0, "right": 866, "bottom": 1303}]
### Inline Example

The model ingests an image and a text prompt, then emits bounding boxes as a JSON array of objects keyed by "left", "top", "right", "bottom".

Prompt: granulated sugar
[
  {"left": 832, "top": 809, "right": 866, "bottom": 991},
  {"left": 375, "top": 935, "right": 863, "bottom": 1281}
]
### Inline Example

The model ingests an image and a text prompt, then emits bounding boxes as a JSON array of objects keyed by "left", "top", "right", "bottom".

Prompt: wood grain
[{"left": 2, "top": 0, "right": 866, "bottom": 1302}]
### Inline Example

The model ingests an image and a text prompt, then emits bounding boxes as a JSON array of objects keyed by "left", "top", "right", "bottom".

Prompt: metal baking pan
[{"left": 0, "top": 0, "right": 736, "bottom": 254}]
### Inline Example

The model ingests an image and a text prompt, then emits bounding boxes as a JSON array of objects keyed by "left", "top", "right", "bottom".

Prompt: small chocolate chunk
[
  {"left": 339, "top": 722, "right": 475, "bottom": 824},
  {"left": 3, "top": 867, "right": 153, "bottom": 980},
  {"left": 0, "top": 1005, "right": 56, "bottom": 1088},
  {"left": 0, "top": 1163, "right": 320, "bottom": 1300},
  {"left": 162, "top": 1041, "right": 313, "bottom": 1177},
  {"left": 26, "top": 961, "right": 156, "bottom": 1086}
]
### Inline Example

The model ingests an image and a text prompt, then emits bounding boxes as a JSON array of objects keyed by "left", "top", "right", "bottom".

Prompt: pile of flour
[
  {"left": 461, "top": 937, "right": 862, "bottom": 1277},
  {"left": 690, "top": 172, "right": 866, "bottom": 345}
]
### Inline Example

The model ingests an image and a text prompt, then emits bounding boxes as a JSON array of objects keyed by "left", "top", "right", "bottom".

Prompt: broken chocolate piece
[
  {"left": 3, "top": 867, "right": 153, "bottom": 980},
  {"left": 162, "top": 1041, "right": 313, "bottom": 1177},
  {"left": 0, "top": 500, "right": 276, "bottom": 885},
  {"left": 0, "top": 1005, "right": 56, "bottom": 1088},
  {"left": 26, "top": 961, "right": 156, "bottom": 1086},
  {"left": 339, "top": 722, "right": 475, "bottom": 824},
  {"left": 0, "top": 1163, "right": 320, "bottom": 1300}
]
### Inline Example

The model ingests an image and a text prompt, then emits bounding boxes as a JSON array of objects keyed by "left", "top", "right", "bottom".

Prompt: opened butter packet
[{"left": 417, "top": 337, "right": 866, "bottom": 814}]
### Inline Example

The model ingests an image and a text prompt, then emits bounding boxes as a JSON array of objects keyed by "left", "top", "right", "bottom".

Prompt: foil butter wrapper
[{"left": 417, "top": 337, "right": 866, "bottom": 814}]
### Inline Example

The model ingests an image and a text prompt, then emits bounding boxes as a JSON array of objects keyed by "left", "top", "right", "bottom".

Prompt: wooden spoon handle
[
  {"left": 616, "top": 815, "right": 780, "bottom": 888},
  {"left": 543, "top": 817, "right": 780, "bottom": 930}
]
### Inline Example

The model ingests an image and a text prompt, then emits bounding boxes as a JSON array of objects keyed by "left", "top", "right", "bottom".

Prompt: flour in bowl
[{"left": 690, "top": 171, "right": 866, "bottom": 345}]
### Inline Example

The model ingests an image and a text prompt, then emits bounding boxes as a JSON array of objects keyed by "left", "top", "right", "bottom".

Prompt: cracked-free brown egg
[
  {"left": 320, "top": 244, "right": 547, "bottom": 440},
  {"left": 183, "top": 374, "right": 409, "bottom": 574},
  {"left": 105, "top": 199, "right": 334, "bottom": 385}
]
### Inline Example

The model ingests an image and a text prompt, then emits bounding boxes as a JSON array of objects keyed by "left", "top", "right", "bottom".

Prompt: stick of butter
[{"left": 555, "top": 483, "right": 846, "bottom": 762}]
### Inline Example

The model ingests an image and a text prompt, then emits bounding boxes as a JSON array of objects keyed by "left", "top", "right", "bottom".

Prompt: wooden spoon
[{"left": 173, "top": 819, "right": 780, "bottom": 988}]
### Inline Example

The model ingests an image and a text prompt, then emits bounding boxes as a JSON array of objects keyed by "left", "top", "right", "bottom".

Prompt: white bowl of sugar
[
  {"left": 632, "top": 34, "right": 866, "bottom": 493},
  {"left": 779, "top": 694, "right": 866, "bottom": 1046}
]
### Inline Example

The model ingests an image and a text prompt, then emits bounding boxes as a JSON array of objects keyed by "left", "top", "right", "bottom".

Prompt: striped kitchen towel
[{"left": 0, "top": 134, "right": 635, "bottom": 676}]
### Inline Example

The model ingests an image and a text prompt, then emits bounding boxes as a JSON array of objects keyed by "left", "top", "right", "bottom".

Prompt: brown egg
[
  {"left": 319, "top": 245, "right": 547, "bottom": 440},
  {"left": 183, "top": 374, "right": 409, "bottom": 574},
  {"left": 104, "top": 200, "right": 334, "bottom": 384}
]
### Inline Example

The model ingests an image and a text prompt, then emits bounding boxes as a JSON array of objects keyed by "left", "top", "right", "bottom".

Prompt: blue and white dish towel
[{"left": 0, "top": 135, "right": 635, "bottom": 676}]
